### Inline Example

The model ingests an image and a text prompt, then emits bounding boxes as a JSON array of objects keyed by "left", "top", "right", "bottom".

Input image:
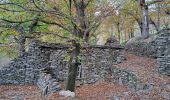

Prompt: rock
[
  {"left": 11, "top": 95, "right": 22, "bottom": 100},
  {"left": 105, "top": 36, "right": 120, "bottom": 47},
  {"left": 59, "top": 90, "right": 75, "bottom": 97}
]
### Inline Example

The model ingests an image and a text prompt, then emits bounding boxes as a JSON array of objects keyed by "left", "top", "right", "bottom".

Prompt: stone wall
[
  {"left": 0, "top": 40, "right": 124, "bottom": 85},
  {"left": 155, "top": 33, "right": 170, "bottom": 76},
  {"left": 125, "top": 32, "right": 170, "bottom": 76},
  {"left": 0, "top": 56, "right": 27, "bottom": 84},
  {"left": 125, "top": 36, "right": 157, "bottom": 58}
]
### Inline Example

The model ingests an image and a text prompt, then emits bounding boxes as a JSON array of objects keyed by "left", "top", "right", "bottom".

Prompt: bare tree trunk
[
  {"left": 157, "top": 3, "right": 161, "bottom": 33},
  {"left": 18, "top": 34, "right": 26, "bottom": 57},
  {"left": 116, "top": 22, "right": 121, "bottom": 42},
  {"left": 136, "top": 18, "right": 143, "bottom": 34},
  {"left": 65, "top": 40, "right": 80, "bottom": 92},
  {"left": 75, "top": 0, "right": 89, "bottom": 42},
  {"left": 17, "top": 26, "right": 26, "bottom": 57},
  {"left": 141, "top": 5, "right": 149, "bottom": 38},
  {"left": 138, "top": 0, "right": 149, "bottom": 39},
  {"left": 129, "top": 28, "right": 134, "bottom": 39},
  {"left": 65, "top": 0, "right": 93, "bottom": 92}
]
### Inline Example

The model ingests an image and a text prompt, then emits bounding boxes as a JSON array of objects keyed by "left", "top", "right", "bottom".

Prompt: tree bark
[
  {"left": 75, "top": 0, "right": 89, "bottom": 42},
  {"left": 18, "top": 34, "right": 26, "bottom": 57},
  {"left": 141, "top": 5, "right": 149, "bottom": 38},
  {"left": 65, "top": 40, "right": 80, "bottom": 92},
  {"left": 157, "top": 3, "right": 161, "bottom": 33},
  {"left": 138, "top": 0, "right": 149, "bottom": 39},
  {"left": 17, "top": 26, "right": 26, "bottom": 57},
  {"left": 116, "top": 22, "right": 121, "bottom": 42}
]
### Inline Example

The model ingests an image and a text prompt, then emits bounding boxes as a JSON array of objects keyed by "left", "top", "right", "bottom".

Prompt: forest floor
[{"left": 0, "top": 52, "right": 170, "bottom": 100}]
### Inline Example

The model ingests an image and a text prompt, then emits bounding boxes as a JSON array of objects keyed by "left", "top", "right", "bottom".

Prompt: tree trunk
[
  {"left": 157, "top": 3, "right": 161, "bottom": 33},
  {"left": 18, "top": 34, "right": 26, "bottom": 57},
  {"left": 75, "top": 0, "right": 89, "bottom": 42},
  {"left": 141, "top": 5, "right": 149, "bottom": 38},
  {"left": 129, "top": 28, "right": 134, "bottom": 39},
  {"left": 136, "top": 18, "right": 143, "bottom": 35},
  {"left": 65, "top": 40, "right": 80, "bottom": 92},
  {"left": 138, "top": 0, "right": 149, "bottom": 39},
  {"left": 17, "top": 26, "right": 26, "bottom": 57},
  {"left": 117, "top": 23, "right": 121, "bottom": 42}
]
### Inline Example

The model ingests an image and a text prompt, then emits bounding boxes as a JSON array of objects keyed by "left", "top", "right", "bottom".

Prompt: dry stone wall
[
  {"left": 155, "top": 33, "right": 170, "bottom": 76},
  {"left": 0, "top": 40, "right": 124, "bottom": 85},
  {"left": 125, "top": 32, "right": 170, "bottom": 76}
]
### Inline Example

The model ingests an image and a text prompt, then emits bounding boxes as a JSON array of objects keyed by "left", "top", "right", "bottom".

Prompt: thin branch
[
  {"left": 147, "top": 0, "right": 164, "bottom": 6},
  {"left": 33, "top": 32, "right": 70, "bottom": 39},
  {"left": 32, "top": 0, "right": 44, "bottom": 12},
  {"left": 0, "top": 2, "right": 26, "bottom": 10},
  {"left": 0, "top": 19, "right": 33, "bottom": 23},
  {"left": 84, "top": 0, "right": 93, "bottom": 8},
  {"left": 39, "top": 20, "right": 72, "bottom": 33}
]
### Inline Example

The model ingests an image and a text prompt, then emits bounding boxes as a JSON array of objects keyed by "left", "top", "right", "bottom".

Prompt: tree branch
[
  {"left": 147, "top": 0, "right": 164, "bottom": 6},
  {"left": 33, "top": 32, "right": 70, "bottom": 39},
  {"left": 39, "top": 20, "right": 72, "bottom": 33}
]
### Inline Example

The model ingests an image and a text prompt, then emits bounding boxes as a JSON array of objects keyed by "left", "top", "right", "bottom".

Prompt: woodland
[{"left": 0, "top": 0, "right": 170, "bottom": 100}]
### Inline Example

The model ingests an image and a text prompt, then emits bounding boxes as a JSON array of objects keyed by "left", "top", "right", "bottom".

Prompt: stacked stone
[
  {"left": 37, "top": 72, "right": 61, "bottom": 96},
  {"left": 50, "top": 50, "right": 69, "bottom": 81},
  {"left": 156, "top": 33, "right": 170, "bottom": 75},
  {"left": 81, "top": 48, "right": 117, "bottom": 84},
  {"left": 0, "top": 55, "right": 27, "bottom": 84},
  {"left": 25, "top": 41, "right": 51, "bottom": 84},
  {"left": 0, "top": 40, "right": 124, "bottom": 85},
  {"left": 125, "top": 41, "right": 157, "bottom": 58}
]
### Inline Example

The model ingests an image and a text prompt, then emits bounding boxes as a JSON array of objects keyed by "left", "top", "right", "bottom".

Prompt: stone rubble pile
[{"left": 37, "top": 69, "right": 61, "bottom": 95}]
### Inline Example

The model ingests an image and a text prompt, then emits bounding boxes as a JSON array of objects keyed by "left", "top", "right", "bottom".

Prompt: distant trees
[
  {"left": 95, "top": 0, "right": 169, "bottom": 43},
  {"left": 137, "top": 0, "right": 165, "bottom": 38}
]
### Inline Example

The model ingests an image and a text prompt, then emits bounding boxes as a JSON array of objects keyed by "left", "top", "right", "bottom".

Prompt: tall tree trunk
[
  {"left": 141, "top": 5, "right": 149, "bottom": 38},
  {"left": 75, "top": 0, "right": 89, "bottom": 42},
  {"left": 129, "top": 28, "right": 134, "bottom": 39},
  {"left": 117, "top": 22, "right": 121, "bottom": 42},
  {"left": 65, "top": 0, "right": 90, "bottom": 92},
  {"left": 18, "top": 34, "right": 26, "bottom": 57},
  {"left": 17, "top": 26, "right": 26, "bottom": 57},
  {"left": 65, "top": 40, "right": 80, "bottom": 92},
  {"left": 136, "top": 18, "right": 143, "bottom": 35},
  {"left": 157, "top": 3, "right": 161, "bottom": 33},
  {"left": 139, "top": 0, "right": 149, "bottom": 39}
]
